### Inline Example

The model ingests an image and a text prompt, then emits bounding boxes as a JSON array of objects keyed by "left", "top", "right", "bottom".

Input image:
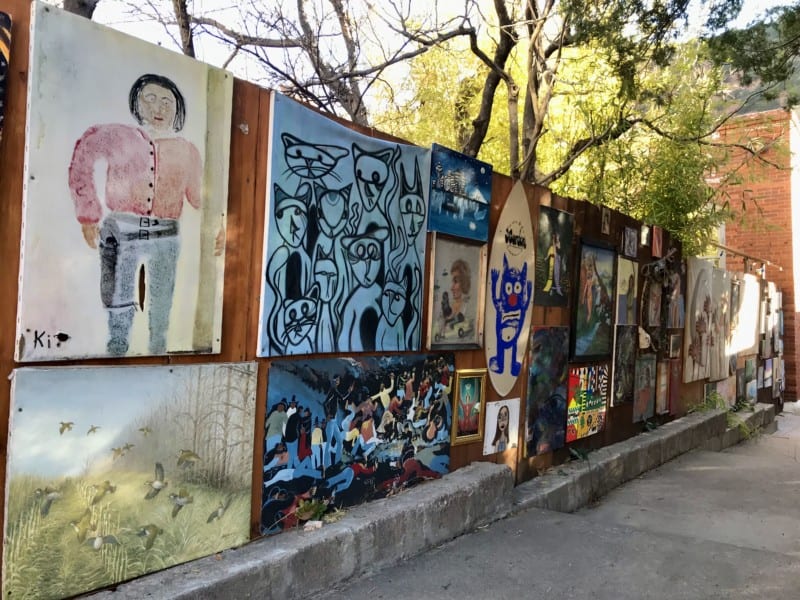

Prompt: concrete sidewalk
[
  {"left": 93, "top": 403, "right": 778, "bottom": 599},
  {"left": 317, "top": 406, "right": 800, "bottom": 600}
]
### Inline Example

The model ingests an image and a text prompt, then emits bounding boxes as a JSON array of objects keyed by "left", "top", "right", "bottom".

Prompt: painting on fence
[
  {"left": 572, "top": 241, "right": 616, "bottom": 360},
  {"left": 258, "top": 93, "right": 430, "bottom": 357},
  {"left": 0, "top": 12, "right": 10, "bottom": 143},
  {"left": 566, "top": 364, "right": 609, "bottom": 442},
  {"left": 669, "top": 359, "right": 682, "bottom": 414},
  {"left": 729, "top": 273, "right": 761, "bottom": 357},
  {"left": 534, "top": 205, "right": 574, "bottom": 307},
  {"left": 483, "top": 398, "right": 520, "bottom": 455},
  {"left": 683, "top": 257, "right": 713, "bottom": 382},
  {"left": 485, "top": 181, "right": 534, "bottom": 396},
  {"left": 16, "top": 3, "right": 232, "bottom": 361},
  {"left": 427, "top": 235, "right": 487, "bottom": 349},
  {"left": 708, "top": 268, "right": 731, "bottom": 381},
  {"left": 526, "top": 326, "right": 569, "bottom": 456},
  {"left": 616, "top": 257, "right": 638, "bottom": 325},
  {"left": 3, "top": 363, "right": 256, "bottom": 600},
  {"left": 262, "top": 354, "right": 452, "bottom": 535},
  {"left": 656, "top": 361, "right": 669, "bottom": 414},
  {"left": 451, "top": 369, "right": 486, "bottom": 445},
  {"left": 427, "top": 143, "right": 491, "bottom": 242},
  {"left": 612, "top": 325, "right": 637, "bottom": 406},
  {"left": 666, "top": 263, "right": 685, "bottom": 329},
  {"left": 633, "top": 354, "right": 657, "bottom": 422}
]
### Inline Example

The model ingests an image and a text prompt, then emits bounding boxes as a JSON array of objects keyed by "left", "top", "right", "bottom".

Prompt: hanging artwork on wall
[
  {"left": 736, "top": 367, "right": 746, "bottom": 405},
  {"left": 258, "top": 93, "right": 430, "bottom": 357},
  {"left": 715, "top": 375, "right": 736, "bottom": 408},
  {"left": 668, "top": 359, "right": 681, "bottom": 414},
  {"left": 572, "top": 240, "right": 616, "bottom": 361},
  {"left": 427, "top": 234, "right": 487, "bottom": 349},
  {"left": 651, "top": 226, "right": 663, "bottom": 257},
  {"left": 668, "top": 333, "right": 682, "bottom": 359},
  {"left": 526, "top": 326, "right": 569, "bottom": 456},
  {"left": 485, "top": 181, "right": 535, "bottom": 396},
  {"left": 729, "top": 273, "right": 761, "bottom": 357},
  {"left": 622, "top": 227, "right": 638, "bottom": 259},
  {"left": 683, "top": 257, "right": 713, "bottom": 382},
  {"left": 601, "top": 206, "right": 611, "bottom": 235},
  {"left": 566, "top": 363, "right": 609, "bottom": 442},
  {"left": 765, "top": 358, "right": 773, "bottom": 388},
  {"left": 616, "top": 257, "right": 638, "bottom": 325},
  {"left": 3, "top": 363, "right": 256, "bottom": 600},
  {"left": 633, "top": 354, "right": 657, "bottom": 422},
  {"left": 534, "top": 205, "right": 574, "bottom": 307},
  {"left": 483, "top": 398, "right": 520, "bottom": 455},
  {"left": 452, "top": 369, "right": 486, "bottom": 446},
  {"left": 612, "top": 325, "right": 637, "bottom": 406},
  {"left": 708, "top": 268, "right": 731, "bottom": 381},
  {"left": 427, "top": 143, "right": 491, "bottom": 242},
  {"left": 0, "top": 12, "right": 10, "bottom": 143},
  {"left": 656, "top": 361, "right": 669, "bottom": 414},
  {"left": 16, "top": 3, "right": 232, "bottom": 361},
  {"left": 646, "top": 278, "right": 662, "bottom": 327},
  {"left": 666, "top": 262, "right": 685, "bottom": 329},
  {"left": 262, "top": 354, "right": 452, "bottom": 535}
]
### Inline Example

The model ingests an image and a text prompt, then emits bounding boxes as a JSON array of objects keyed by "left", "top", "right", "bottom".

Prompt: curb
[{"left": 92, "top": 405, "right": 776, "bottom": 599}]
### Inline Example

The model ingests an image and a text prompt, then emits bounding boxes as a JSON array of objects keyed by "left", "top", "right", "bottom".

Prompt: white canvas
[
  {"left": 16, "top": 2, "right": 232, "bottom": 361},
  {"left": 483, "top": 398, "right": 520, "bottom": 455}
]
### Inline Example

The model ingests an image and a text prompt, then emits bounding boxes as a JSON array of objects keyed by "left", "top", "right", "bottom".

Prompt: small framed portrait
[
  {"left": 483, "top": 398, "right": 520, "bottom": 455},
  {"left": 572, "top": 239, "right": 616, "bottom": 361},
  {"left": 451, "top": 368, "right": 487, "bottom": 446},
  {"left": 601, "top": 206, "right": 611, "bottom": 235},
  {"left": 427, "top": 234, "right": 488, "bottom": 349},
  {"left": 668, "top": 333, "right": 682, "bottom": 358},
  {"left": 622, "top": 226, "right": 638, "bottom": 259}
]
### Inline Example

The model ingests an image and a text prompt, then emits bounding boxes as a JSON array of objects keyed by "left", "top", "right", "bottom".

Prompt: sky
[{"left": 88, "top": 0, "right": 796, "bottom": 85}]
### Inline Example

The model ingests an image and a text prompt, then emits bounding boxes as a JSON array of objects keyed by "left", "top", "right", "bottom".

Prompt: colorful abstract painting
[
  {"left": 0, "top": 12, "right": 10, "bottom": 142},
  {"left": 634, "top": 354, "right": 657, "bottom": 422},
  {"left": 427, "top": 143, "right": 491, "bottom": 241},
  {"left": 3, "top": 363, "right": 256, "bottom": 600},
  {"left": 616, "top": 257, "right": 638, "bottom": 325},
  {"left": 534, "top": 205, "right": 574, "bottom": 307},
  {"left": 612, "top": 325, "right": 637, "bottom": 406},
  {"left": 258, "top": 93, "right": 430, "bottom": 357},
  {"left": 572, "top": 241, "right": 616, "bottom": 360},
  {"left": 428, "top": 235, "right": 486, "bottom": 349},
  {"left": 566, "top": 364, "right": 609, "bottom": 442},
  {"left": 526, "top": 326, "right": 569, "bottom": 456},
  {"left": 451, "top": 369, "right": 486, "bottom": 445},
  {"left": 485, "top": 181, "right": 534, "bottom": 396},
  {"left": 16, "top": 3, "right": 232, "bottom": 361},
  {"left": 683, "top": 257, "right": 713, "bottom": 382},
  {"left": 483, "top": 398, "right": 520, "bottom": 455},
  {"left": 262, "top": 354, "right": 452, "bottom": 535}
]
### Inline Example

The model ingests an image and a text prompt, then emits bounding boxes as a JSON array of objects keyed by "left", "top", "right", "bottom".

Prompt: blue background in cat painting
[
  {"left": 427, "top": 144, "right": 492, "bottom": 242},
  {"left": 258, "top": 93, "right": 431, "bottom": 357}
]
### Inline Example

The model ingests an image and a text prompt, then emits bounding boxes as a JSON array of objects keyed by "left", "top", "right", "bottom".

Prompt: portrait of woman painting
[
  {"left": 571, "top": 241, "right": 616, "bottom": 361},
  {"left": 428, "top": 235, "right": 487, "bottom": 349}
]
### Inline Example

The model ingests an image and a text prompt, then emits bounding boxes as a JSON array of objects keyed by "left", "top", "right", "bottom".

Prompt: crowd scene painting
[{"left": 262, "top": 354, "right": 454, "bottom": 534}]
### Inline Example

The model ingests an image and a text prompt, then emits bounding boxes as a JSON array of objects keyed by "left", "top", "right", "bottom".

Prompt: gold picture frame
[{"left": 451, "top": 368, "right": 487, "bottom": 446}]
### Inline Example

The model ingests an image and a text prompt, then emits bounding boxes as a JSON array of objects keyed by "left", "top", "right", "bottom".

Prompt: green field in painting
[{"left": 3, "top": 470, "right": 250, "bottom": 600}]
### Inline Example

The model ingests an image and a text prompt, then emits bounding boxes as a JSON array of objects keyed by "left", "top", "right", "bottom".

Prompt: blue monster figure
[{"left": 489, "top": 255, "right": 532, "bottom": 377}]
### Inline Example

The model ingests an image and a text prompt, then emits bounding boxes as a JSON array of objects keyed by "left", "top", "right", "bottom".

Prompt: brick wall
[{"left": 719, "top": 109, "right": 797, "bottom": 399}]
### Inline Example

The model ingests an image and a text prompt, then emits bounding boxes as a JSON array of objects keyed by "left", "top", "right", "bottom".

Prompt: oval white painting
[{"left": 484, "top": 181, "right": 535, "bottom": 397}]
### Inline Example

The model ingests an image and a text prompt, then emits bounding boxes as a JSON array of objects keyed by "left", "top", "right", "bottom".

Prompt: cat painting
[
  {"left": 282, "top": 133, "right": 348, "bottom": 181},
  {"left": 489, "top": 255, "right": 532, "bottom": 377},
  {"left": 376, "top": 270, "right": 408, "bottom": 351}
]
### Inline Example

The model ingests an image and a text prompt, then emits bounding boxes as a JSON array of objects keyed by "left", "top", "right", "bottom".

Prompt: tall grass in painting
[{"left": 3, "top": 363, "right": 256, "bottom": 600}]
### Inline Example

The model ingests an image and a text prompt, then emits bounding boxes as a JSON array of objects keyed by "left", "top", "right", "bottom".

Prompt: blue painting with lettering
[{"left": 427, "top": 143, "right": 492, "bottom": 242}]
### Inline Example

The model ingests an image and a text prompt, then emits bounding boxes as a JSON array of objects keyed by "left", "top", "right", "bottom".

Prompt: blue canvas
[
  {"left": 427, "top": 143, "right": 492, "bottom": 242},
  {"left": 258, "top": 94, "right": 431, "bottom": 356},
  {"left": 262, "top": 354, "right": 453, "bottom": 535}
]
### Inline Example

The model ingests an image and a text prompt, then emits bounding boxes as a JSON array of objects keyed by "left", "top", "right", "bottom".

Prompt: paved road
[{"left": 314, "top": 405, "right": 800, "bottom": 600}]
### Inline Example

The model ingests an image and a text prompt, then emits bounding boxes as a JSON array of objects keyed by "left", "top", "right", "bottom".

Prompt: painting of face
[
  {"left": 138, "top": 82, "right": 177, "bottom": 133},
  {"left": 483, "top": 398, "right": 520, "bottom": 455}
]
